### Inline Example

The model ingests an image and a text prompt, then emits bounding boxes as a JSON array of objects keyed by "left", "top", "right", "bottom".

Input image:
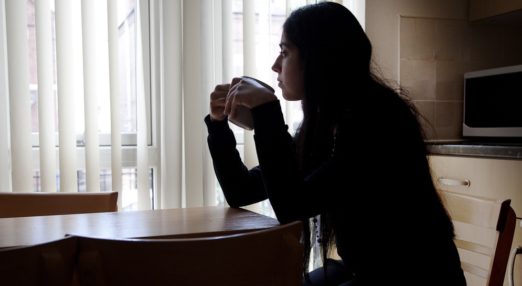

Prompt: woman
[{"left": 205, "top": 2, "right": 466, "bottom": 285}]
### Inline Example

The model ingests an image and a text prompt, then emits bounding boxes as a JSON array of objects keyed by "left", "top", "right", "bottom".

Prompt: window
[
  {"left": 5, "top": 0, "right": 155, "bottom": 210},
  {"left": 1, "top": 0, "right": 364, "bottom": 211}
]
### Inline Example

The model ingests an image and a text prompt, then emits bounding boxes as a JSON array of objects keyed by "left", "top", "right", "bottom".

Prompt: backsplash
[{"left": 399, "top": 16, "right": 522, "bottom": 140}]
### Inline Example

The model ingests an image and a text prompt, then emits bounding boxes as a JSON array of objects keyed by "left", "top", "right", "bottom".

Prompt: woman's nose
[{"left": 271, "top": 57, "right": 281, "bottom": 73}]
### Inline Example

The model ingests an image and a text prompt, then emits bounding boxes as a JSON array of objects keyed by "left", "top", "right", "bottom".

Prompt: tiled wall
[
  {"left": 366, "top": 0, "right": 522, "bottom": 141},
  {"left": 399, "top": 17, "right": 522, "bottom": 140}
]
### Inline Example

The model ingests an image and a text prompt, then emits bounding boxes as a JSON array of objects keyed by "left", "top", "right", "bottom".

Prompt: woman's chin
[{"left": 282, "top": 92, "right": 303, "bottom": 101}]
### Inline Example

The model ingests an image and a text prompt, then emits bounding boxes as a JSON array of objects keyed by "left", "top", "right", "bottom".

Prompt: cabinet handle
[{"left": 437, "top": 177, "right": 471, "bottom": 187}]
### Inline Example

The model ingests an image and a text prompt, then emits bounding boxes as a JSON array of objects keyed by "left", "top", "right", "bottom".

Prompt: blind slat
[
  {"left": 6, "top": 0, "right": 33, "bottom": 192},
  {"left": 160, "top": 0, "right": 183, "bottom": 209},
  {"left": 36, "top": 0, "right": 57, "bottom": 193},
  {"left": 183, "top": 0, "right": 205, "bottom": 207},
  {"left": 136, "top": 0, "right": 150, "bottom": 210},
  {"left": 82, "top": 0, "right": 107, "bottom": 192},
  {"left": 107, "top": 0, "right": 122, "bottom": 206},
  {"left": 202, "top": 0, "right": 220, "bottom": 206},
  {"left": 55, "top": 0, "right": 79, "bottom": 192},
  {"left": 0, "top": 0, "right": 11, "bottom": 192},
  {"left": 243, "top": 0, "right": 256, "bottom": 77},
  {"left": 222, "top": 0, "right": 232, "bottom": 81},
  {"left": 242, "top": 0, "right": 257, "bottom": 169}
]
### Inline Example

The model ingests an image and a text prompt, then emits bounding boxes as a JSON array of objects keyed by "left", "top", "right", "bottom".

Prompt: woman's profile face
[{"left": 271, "top": 32, "right": 305, "bottom": 101}]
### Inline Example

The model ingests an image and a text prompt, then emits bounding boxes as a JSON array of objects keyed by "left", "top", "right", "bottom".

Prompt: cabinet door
[{"left": 429, "top": 155, "right": 522, "bottom": 286}]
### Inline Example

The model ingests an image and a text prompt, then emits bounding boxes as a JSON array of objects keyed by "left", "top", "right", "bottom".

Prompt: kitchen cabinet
[
  {"left": 469, "top": 0, "right": 522, "bottom": 21},
  {"left": 429, "top": 155, "right": 522, "bottom": 286}
]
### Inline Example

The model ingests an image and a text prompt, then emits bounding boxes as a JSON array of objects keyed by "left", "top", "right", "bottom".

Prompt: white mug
[{"left": 228, "top": 76, "right": 275, "bottom": 130}]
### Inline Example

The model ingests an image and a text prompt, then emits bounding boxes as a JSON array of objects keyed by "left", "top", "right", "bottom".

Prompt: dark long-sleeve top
[{"left": 205, "top": 97, "right": 465, "bottom": 285}]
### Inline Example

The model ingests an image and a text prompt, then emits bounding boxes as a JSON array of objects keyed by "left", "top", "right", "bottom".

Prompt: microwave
[{"left": 463, "top": 64, "right": 522, "bottom": 138}]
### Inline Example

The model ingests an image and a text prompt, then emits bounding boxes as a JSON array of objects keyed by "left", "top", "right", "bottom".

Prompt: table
[{"left": 0, "top": 206, "right": 280, "bottom": 248}]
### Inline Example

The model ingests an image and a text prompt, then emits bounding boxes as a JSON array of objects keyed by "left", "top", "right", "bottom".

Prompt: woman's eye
[{"left": 279, "top": 50, "right": 288, "bottom": 57}]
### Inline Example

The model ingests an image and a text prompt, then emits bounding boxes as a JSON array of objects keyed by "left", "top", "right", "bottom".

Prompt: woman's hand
[
  {"left": 224, "top": 77, "right": 277, "bottom": 116},
  {"left": 209, "top": 83, "right": 231, "bottom": 121}
]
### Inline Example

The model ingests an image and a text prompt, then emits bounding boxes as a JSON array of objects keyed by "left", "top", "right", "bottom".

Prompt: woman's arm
[
  {"left": 205, "top": 115, "right": 267, "bottom": 207},
  {"left": 251, "top": 101, "right": 345, "bottom": 223}
]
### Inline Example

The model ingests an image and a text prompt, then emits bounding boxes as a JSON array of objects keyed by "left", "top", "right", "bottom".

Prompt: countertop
[{"left": 426, "top": 140, "right": 522, "bottom": 160}]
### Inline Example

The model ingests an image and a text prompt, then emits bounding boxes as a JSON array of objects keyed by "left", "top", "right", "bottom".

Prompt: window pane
[
  {"left": 25, "top": 0, "right": 151, "bottom": 196},
  {"left": 27, "top": 0, "right": 139, "bottom": 142}
]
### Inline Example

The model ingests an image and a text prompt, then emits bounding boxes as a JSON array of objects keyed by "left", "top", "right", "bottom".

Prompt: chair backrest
[
  {"left": 76, "top": 220, "right": 303, "bottom": 286},
  {"left": 0, "top": 236, "right": 78, "bottom": 286},
  {"left": 508, "top": 246, "right": 522, "bottom": 286},
  {"left": 0, "top": 191, "right": 118, "bottom": 218},
  {"left": 440, "top": 190, "right": 516, "bottom": 286}
]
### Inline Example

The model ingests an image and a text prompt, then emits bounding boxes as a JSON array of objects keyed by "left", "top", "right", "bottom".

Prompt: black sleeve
[
  {"left": 205, "top": 115, "right": 267, "bottom": 207},
  {"left": 251, "top": 101, "right": 345, "bottom": 223}
]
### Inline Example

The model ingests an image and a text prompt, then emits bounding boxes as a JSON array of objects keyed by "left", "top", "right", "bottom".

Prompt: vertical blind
[
  {"left": 136, "top": 0, "right": 150, "bottom": 210},
  {"left": 35, "top": 0, "right": 56, "bottom": 193},
  {"left": 0, "top": 0, "right": 9, "bottom": 192},
  {"left": 0, "top": 0, "right": 363, "bottom": 211},
  {"left": 55, "top": 0, "right": 79, "bottom": 193},
  {"left": 107, "top": 0, "right": 122, "bottom": 207},
  {"left": 3, "top": 0, "right": 127, "bottom": 205},
  {"left": 5, "top": 0, "right": 33, "bottom": 193}
]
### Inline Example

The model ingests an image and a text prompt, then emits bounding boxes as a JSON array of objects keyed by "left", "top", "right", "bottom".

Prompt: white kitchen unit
[{"left": 429, "top": 155, "right": 522, "bottom": 286}]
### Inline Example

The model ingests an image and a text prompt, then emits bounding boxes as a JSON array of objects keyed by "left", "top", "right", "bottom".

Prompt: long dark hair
[
  {"left": 285, "top": 2, "right": 372, "bottom": 169},
  {"left": 283, "top": 2, "right": 428, "bottom": 276}
]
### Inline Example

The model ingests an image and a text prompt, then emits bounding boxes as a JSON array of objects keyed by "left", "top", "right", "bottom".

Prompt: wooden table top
[{"left": 0, "top": 206, "right": 280, "bottom": 248}]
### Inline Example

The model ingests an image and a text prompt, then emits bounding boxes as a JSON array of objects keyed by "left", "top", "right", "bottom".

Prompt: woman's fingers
[
  {"left": 211, "top": 84, "right": 230, "bottom": 99},
  {"left": 222, "top": 77, "right": 277, "bottom": 118},
  {"left": 211, "top": 97, "right": 226, "bottom": 109},
  {"left": 210, "top": 84, "right": 231, "bottom": 121},
  {"left": 230, "top": 77, "right": 242, "bottom": 88},
  {"left": 225, "top": 80, "right": 244, "bottom": 115},
  {"left": 210, "top": 98, "right": 227, "bottom": 121},
  {"left": 224, "top": 89, "right": 234, "bottom": 116}
]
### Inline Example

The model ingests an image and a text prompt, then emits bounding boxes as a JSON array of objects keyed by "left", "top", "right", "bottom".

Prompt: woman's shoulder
[
  {"left": 336, "top": 90, "right": 406, "bottom": 128},
  {"left": 335, "top": 84, "right": 424, "bottom": 144}
]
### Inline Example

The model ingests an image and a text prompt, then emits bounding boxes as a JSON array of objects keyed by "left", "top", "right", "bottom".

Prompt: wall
[{"left": 366, "top": 0, "right": 522, "bottom": 140}]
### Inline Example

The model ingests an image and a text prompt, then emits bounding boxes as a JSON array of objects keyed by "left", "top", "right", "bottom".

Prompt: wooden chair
[
  {"left": 0, "top": 191, "right": 118, "bottom": 218},
  {"left": 0, "top": 236, "right": 78, "bottom": 286},
  {"left": 75, "top": 221, "right": 303, "bottom": 286},
  {"left": 440, "top": 190, "right": 517, "bottom": 286},
  {"left": 508, "top": 246, "right": 522, "bottom": 286}
]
